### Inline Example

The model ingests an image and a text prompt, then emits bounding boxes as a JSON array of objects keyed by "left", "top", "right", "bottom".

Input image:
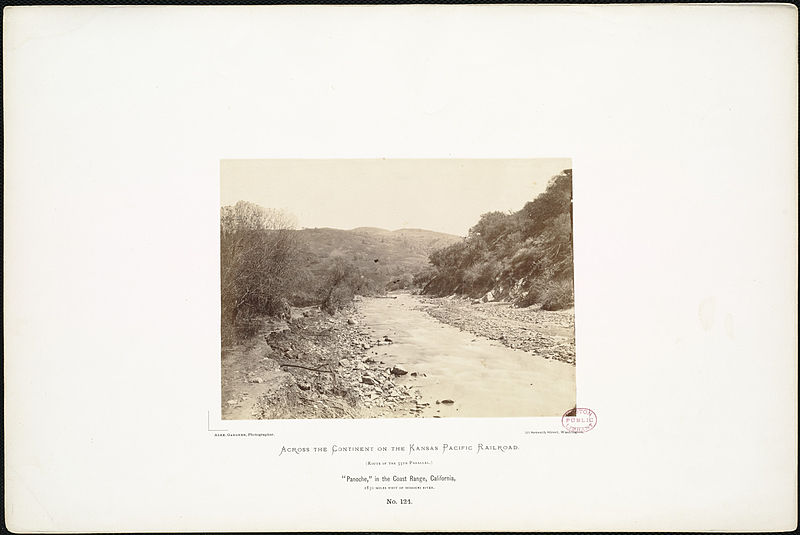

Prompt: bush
[
  {"left": 319, "top": 257, "right": 362, "bottom": 314},
  {"left": 422, "top": 169, "right": 574, "bottom": 309},
  {"left": 514, "top": 285, "right": 542, "bottom": 308},
  {"left": 540, "top": 280, "right": 574, "bottom": 311},
  {"left": 462, "top": 259, "right": 500, "bottom": 297},
  {"left": 412, "top": 267, "right": 437, "bottom": 288},
  {"left": 386, "top": 273, "right": 414, "bottom": 291},
  {"left": 220, "top": 201, "right": 298, "bottom": 345}
]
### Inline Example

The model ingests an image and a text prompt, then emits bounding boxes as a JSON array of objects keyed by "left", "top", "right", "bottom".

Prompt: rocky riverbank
[
  {"left": 221, "top": 294, "right": 575, "bottom": 420},
  {"left": 221, "top": 305, "right": 423, "bottom": 420},
  {"left": 414, "top": 296, "right": 575, "bottom": 365}
]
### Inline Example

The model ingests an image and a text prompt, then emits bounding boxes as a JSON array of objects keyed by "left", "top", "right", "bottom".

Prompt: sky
[{"left": 220, "top": 159, "right": 571, "bottom": 237}]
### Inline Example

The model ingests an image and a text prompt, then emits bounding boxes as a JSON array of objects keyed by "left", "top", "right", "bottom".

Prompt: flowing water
[{"left": 358, "top": 293, "right": 576, "bottom": 418}]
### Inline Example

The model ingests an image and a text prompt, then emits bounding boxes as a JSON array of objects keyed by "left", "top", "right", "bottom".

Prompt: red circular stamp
[{"left": 562, "top": 407, "right": 597, "bottom": 433}]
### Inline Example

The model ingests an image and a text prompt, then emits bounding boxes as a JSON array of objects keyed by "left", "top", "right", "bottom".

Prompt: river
[{"left": 357, "top": 293, "right": 576, "bottom": 418}]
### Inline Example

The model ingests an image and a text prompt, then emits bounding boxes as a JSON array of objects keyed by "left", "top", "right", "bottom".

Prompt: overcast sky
[{"left": 221, "top": 159, "right": 571, "bottom": 237}]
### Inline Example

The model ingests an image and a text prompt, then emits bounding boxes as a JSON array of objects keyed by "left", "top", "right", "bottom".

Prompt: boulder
[
  {"left": 361, "top": 376, "right": 376, "bottom": 385},
  {"left": 390, "top": 366, "right": 408, "bottom": 376}
]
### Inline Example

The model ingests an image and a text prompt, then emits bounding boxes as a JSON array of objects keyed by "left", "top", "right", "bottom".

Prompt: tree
[
  {"left": 319, "top": 257, "right": 362, "bottom": 314},
  {"left": 468, "top": 211, "right": 518, "bottom": 249},
  {"left": 421, "top": 169, "right": 575, "bottom": 309},
  {"left": 220, "top": 201, "right": 299, "bottom": 344}
]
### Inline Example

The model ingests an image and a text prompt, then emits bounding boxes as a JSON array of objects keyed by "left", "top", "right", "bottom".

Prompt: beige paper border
[{"left": 4, "top": 4, "right": 797, "bottom": 532}]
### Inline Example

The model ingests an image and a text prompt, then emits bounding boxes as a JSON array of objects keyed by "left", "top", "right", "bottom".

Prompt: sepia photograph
[{"left": 221, "top": 159, "right": 576, "bottom": 419}]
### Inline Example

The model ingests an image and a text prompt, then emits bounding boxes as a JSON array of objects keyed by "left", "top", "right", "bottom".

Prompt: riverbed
[{"left": 356, "top": 293, "right": 576, "bottom": 417}]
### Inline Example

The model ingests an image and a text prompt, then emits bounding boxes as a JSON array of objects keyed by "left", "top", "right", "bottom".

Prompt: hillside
[
  {"left": 420, "top": 169, "right": 574, "bottom": 310},
  {"left": 289, "top": 226, "right": 462, "bottom": 304},
  {"left": 297, "top": 227, "right": 460, "bottom": 268}
]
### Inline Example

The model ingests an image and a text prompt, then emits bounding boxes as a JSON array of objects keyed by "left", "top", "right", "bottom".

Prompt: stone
[
  {"left": 249, "top": 377, "right": 264, "bottom": 384},
  {"left": 440, "top": 399, "right": 455, "bottom": 405},
  {"left": 348, "top": 318, "right": 357, "bottom": 325},
  {"left": 226, "top": 400, "right": 237, "bottom": 405},
  {"left": 298, "top": 382, "right": 311, "bottom": 391},
  {"left": 361, "top": 376, "right": 376, "bottom": 385},
  {"left": 390, "top": 366, "right": 408, "bottom": 376}
]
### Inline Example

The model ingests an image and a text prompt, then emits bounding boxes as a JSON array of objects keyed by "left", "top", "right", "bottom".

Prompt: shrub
[
  {"left": 319, "top": 257, "right": 362, "bottom": 314},
  {"left": 220, "top": 201, "right": 298, "bottom": 345},
  {"left": 422, "top": 168, "right": 574, "bottom": 309},
  {"left": 540, "top": 280, "right": 574, "bottom": 311}
]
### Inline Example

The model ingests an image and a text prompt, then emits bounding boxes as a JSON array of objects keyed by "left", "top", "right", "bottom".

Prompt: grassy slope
[{"left": 296, "top": 227, "right": 462, "bottom": 277}]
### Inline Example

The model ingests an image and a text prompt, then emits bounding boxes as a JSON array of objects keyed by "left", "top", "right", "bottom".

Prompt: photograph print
[{"left": 220, "top": 159, "right": 576, "bottom": 420}]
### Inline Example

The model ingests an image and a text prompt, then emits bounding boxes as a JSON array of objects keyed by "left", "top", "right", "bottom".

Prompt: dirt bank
[
  {"left": 222, "top": 293, "right": 576, "bottom": 420},
  {"left": 221, "top": 305, "right": 421, "bottom": 420}
]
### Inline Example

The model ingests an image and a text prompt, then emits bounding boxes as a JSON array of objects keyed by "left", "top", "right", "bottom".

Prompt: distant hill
[
  {"left": 292, "top": 226, "right": 462, "bottom": 299},
  {"left": 350, "top": 227, "right": 463, "bottom": 255}
]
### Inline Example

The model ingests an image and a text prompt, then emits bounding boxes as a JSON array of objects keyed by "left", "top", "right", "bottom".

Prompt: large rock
[
  {"left": 361, "top": 376, "right": 376, "bottom": 385},
  {"left": 390, "top": 366, "right": 408, "bottom": 376}
]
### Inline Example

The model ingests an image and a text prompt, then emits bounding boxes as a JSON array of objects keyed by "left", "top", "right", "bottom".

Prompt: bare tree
[{"left": 221, "top": 201, "right": 298, "bottom": 344}]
